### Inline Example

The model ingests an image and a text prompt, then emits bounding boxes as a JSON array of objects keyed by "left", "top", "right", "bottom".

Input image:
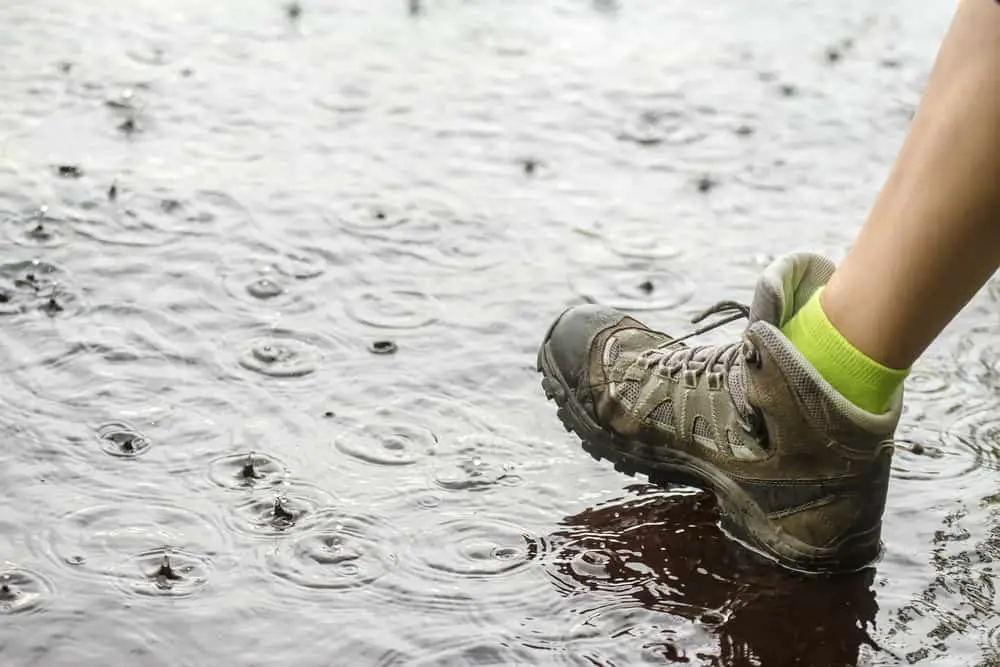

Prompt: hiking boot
[{"left": 537, "top": 253, "right": 902, "bottom": 572}]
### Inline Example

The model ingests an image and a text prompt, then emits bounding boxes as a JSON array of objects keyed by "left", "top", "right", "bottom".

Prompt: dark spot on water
[
  {"left": 697, "top": 175, "right": 717, "bottom": 193},
  {"left": 98, "top": 424, "right": 152, "bottom": 457},
  {"left": 825, "top": 47, "right": 842, "bottom": 63},
  {"left": 372, "top": 208, "right": 387, "bottom": 221},
  {"left": 181, "top": 67, "right": 194, "bottom": 77},
  {"left": 0, "top": 290, "right": 10, "bottom": 304},
  {"left": 17, "top": 272, "right": 38, "bottom": 289},
  {"left": 161, "top": 199, "right": 182, "bottom": 213},
  {"left": 56, "top": 165, "right": 83, "bottom": 178},
  {"left": 734, "top": 124, "right": 754, "bottom": 137},
  {"left": 58, "top": 61, "right": 72, "bottom": 74},
  {"left": 240, "top": 452, "right": 259, "bottom": 481},
  {"left": 323, "top": 410, "right": 335, "bottom": 418},
  {"left": 154, "top": 554, "right": 182, "bottom": 582},
  {"left": 284, "top": 2, "right": 302, "bottom": 20},
  {"left": 521, "top": 158, "right": 538, "bottom": 175},
  {"left": 369, "top": 340, "right": 398, "bottom": 355},
  {"left": 28, "top": 223, "right": 52, "bottom": 241},
  {"left": 408, "top": 0, "right": 421, "bottom": 16},
  {"left": 881, "top": 58, "right": 901, "bottom": 69},
  {"left": 246, "top": 278, "right": 283, "bottom": 300},
  {"left": 108, "top": 182, "right": 118, "bottom": 201},
  {"left": 779, "top": 84, "right": 797, "bottom": 97},
  {"left": 911, "top": 443, "right": 926, "bottom": 455},
  {"left": 0, "top": 578, "right": 14, "bottom": 601},
  {"left": 638, "top": 280, "right": 654, "bottom": 294},
  {"left": 41, "top": 296, "right": 63, "bottom": 316},
  {"left": 273, "top": 495, "right": 296, "bottom": 523},
  {"left": 118, "top": 116, "right": 138, "bottom": 135}
]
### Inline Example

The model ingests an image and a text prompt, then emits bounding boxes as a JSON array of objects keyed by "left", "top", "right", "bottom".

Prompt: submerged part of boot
[{"left": 537, "top": 253, "right": 902, "bottom": 573}]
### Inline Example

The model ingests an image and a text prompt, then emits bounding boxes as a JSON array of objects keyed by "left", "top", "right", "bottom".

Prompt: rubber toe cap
[{"left": 543, "top": 304, "right": 625, "bottom": 389}]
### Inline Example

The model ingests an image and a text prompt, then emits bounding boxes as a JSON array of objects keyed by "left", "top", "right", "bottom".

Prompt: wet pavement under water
[{"left": 0, "top": 0, "right": 996, "bottom": 665}]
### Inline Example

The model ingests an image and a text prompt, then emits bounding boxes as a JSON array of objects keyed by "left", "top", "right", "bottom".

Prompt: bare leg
[{"left": 822, "top": 0, "right": 1000, "bottom": 370}]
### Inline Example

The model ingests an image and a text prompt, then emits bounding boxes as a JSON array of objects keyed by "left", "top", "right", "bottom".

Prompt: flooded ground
[{"left": 0, "top": 0, "right": 996, "bottom": 664}]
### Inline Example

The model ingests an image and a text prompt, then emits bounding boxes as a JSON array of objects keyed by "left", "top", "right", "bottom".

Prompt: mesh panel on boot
[
  {"left": 618, "top": 380, "right": 641, "bottom": 406},
  {"left": 728, "top": 364, "right": 748, "bottom": 414},
  {"left": 606, "top": 339, "right": 622, "bottom": 366},
  {"left": 650, "top": 399, "right": 674, "bottom": 426},
  {"left": 693, "top": 416, "right": 712, "bottom": 439}
]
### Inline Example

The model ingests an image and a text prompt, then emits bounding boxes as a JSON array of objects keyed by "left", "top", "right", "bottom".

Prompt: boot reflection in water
[{"left": 546, "top": 486, "right": 879, "bottom": 666}]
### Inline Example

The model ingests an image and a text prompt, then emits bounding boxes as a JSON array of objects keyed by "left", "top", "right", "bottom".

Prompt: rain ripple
[
  {"left": 335, "top": 201, "right": 505, "bottom": 271},
  {"left": 70, "top": 187, "right": 254, "bottom": 248},
  {"left": 344, "top": 289, "right": 441, "bottom": 330},
  {"left": 32, "top": 502, "right": 228, "bottom": 600},
  {"left": 892, "top": 409, "right": 1000, "bottom": 484},
  {"left": 264, "top": 509, "right": 399, "bottom": 592},
  {"left": 375, "top": 514, "right": 552, "bottom": 618},
  {"left": 97, "top": 421, "right": 153, "bottom": 458},
  {"left": 226, "top": 482, "right": 335, "bottom": 538},
  {"left": 2, "top": 203, "right": 70, "bottom": 248},
  {"left": 0, "top": 259, "right": 85, "bottom": 318},
  {"left": 0, "top": 566, "right": 53, "bottom": 615},
  {"left": 569, "top": 260, "right": 695, "bottom": 312},
  {"left": 207, "top": 451, "right": 289, "bottom": 490},
  {"left": 228, "top": 326, "right": 356, "bottom": 393}
]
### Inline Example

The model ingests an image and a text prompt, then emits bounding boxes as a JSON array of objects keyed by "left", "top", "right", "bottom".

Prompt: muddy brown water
[{"left": 0, "top": 0, "right": 996, "bottom": 665}]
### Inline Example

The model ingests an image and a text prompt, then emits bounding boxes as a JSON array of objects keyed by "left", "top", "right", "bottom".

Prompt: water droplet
[
  {"left": 97, "top": 422, "right": 152, "bottom": 458},
  {"left": 209, "top": 451, "right": 287, "bottom": 490}
]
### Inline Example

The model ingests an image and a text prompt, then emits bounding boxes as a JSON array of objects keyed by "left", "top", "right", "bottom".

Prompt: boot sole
[{"left": 536, "top": 337, "right": 875, "bottom": 574}]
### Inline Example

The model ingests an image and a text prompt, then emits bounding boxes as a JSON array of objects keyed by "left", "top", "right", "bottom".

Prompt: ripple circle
[
  {"left": 226, "top": 483, "right": 334, "bottom": 538},
  {"left": 116, "top": 548, "right": 212, "bottom": 598},
  {"left": 265, "top": 510, "right": 399, "bottom": 592},
  {"left": 570, "top": 265, "right": 694, "bottom": 312},
  {"left": 237, "top": 332, "right": 321, "bottom": 378},
  {"left": 35, "top": 503, "right": 225, "bottom": 594},
  {"left": 891, "top": 418, "right": 1000, "bottom": 482},
  {"left": 207, "top": 451, "right": 288, "bottom": 490},
  {"left": 3, "top": 205, "right": 69, "bottom": 248},
  {"left": 337, "top": 204, "right": 501, "bottom": 270},
  {"left": 335, "top": 423, "right": 438, "bottom": 466},
  {"left": 70, "top": 188, "right": 253, "bottom": 248},
  {"left": 345, "top": 290, "right": 440, "bottom": 329},
  {"left": 415, "top": 518, "right": 534, "bottom": 578},
  {"left": 432, "top": 434, "right": 524, "bottom": 492},
  {"left": 0, "top": 567, "right": 53, "bottom": 615},
  {"left": 97, "top": 422, "right": 152, "bottom": 458},
  {"left": 0, "top": 259, "right": 84, "bottom": 318},
  {"left": 380, "top": 515, "right": 550, "bottom": 616}
]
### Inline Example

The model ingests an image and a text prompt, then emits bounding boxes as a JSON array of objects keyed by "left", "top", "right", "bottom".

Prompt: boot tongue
[{"left": 748, "top": 252, "right": 837, "bottom": 327}]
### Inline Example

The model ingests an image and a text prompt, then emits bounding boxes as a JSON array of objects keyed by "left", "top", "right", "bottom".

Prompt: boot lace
[{"left": 637, "top": 300, "right": 765, "bottom": 437}]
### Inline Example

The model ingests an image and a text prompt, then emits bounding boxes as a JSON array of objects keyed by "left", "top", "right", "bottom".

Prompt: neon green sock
[{"left": 781, "top": 287, "right": 908, "bottom": 414}]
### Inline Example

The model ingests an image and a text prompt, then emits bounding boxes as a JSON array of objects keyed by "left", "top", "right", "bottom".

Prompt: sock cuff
[{"left": 786, "top": 288, "right": 908, "bottom": 412}]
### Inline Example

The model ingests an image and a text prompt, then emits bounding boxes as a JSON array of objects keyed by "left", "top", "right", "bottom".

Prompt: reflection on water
[
  {"left": 540, "top": 485, "right": 880, "bottom": 666},
  {"left": 0, "top": 0, "right": 996, "bottom": 664}
]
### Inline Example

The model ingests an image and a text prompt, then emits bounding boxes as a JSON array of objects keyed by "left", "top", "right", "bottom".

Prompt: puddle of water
[{"left": 0, "top": 0, "right": 990, "bottom": 664}]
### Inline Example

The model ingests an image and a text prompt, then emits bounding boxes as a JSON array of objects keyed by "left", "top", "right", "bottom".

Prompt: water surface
[{"left": 1, "top": 1, "right": 997, "bottom": 665}]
